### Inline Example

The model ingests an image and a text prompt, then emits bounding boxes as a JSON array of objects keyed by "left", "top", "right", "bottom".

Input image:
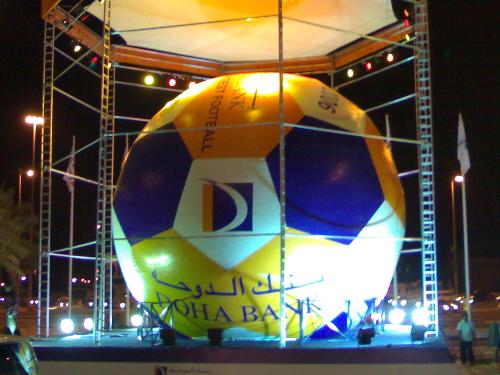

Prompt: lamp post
[
  {"left": 17, "top": 169, "right": 35, "bottom": 208},
  {"left": 24, "top": 115, "right": 43, "bottom": 213},
  {"left": 451, "top": 174, "right": 464, "bottom": 294},
  {"left": 24, "top": 115, "right": 42, "bottom": 308}
]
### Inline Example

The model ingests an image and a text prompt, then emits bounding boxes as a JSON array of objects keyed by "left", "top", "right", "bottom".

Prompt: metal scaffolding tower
[
  {"left": 37, "top": 13, "right": 55, "bottom": 338},
  {"left": 36, "top": 0, "right": 439, "bottom": 341},
  {"left": 414, "top": 0, "right": 439, "bottom": 337},
  {"left": 93, "top": 0, "right": 115, "bottom": 342}
]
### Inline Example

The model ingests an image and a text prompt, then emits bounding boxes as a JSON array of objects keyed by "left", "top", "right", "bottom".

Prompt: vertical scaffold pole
[
  {"left": 38, "top": 11, "right": 55, "bottom": 338},
  {"left": 93, "top": 0, "right": 115, "bottom": 343},
  {"left": 414, "top": 0, "right": 439, "bottom": 337},
  {"left": 278, "top": 0, "right": 287, "bottom": 348}
]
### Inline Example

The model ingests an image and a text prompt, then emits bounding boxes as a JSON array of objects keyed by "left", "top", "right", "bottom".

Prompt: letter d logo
[{"left": 202, "top": 181, "right": 253, "bottom": 232}]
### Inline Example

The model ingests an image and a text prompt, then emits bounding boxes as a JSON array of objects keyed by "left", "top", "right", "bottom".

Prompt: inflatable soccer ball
[{"left": 113, "top": 73, "right": 405, "bottom": 338}]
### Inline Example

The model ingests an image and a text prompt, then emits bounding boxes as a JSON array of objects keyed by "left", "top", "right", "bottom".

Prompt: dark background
[{"left": 0, "top": 1, "right": 498, "bottom": 292}]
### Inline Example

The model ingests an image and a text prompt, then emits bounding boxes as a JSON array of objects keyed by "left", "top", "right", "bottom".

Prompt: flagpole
[
  {"left": 460, "top": 176, "right": 471, "bottom": 318},
  {"left": 68, "top": 136, "right": 75, "bottom": 318},
  {"left": 456, "top": 113, "right": 471, "bottom": 319}
]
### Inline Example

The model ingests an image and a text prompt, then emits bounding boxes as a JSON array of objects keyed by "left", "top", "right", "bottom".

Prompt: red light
[
  {"left": 404, "top": 19, "right": 410, "bottom": 28},
  {"left": 364, "top": 61, "right": 373, "bottom": 71},
  {"left": 168, "top": 78, "right": 177, "bottom": 87},
  {"left": 91, "top": 56, "right": 98, "bottom": 64}
]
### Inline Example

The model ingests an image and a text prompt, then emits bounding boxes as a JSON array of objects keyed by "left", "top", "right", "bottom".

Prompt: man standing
[{"left": 457, "top": 311, "right": 476, "bottom": 365}]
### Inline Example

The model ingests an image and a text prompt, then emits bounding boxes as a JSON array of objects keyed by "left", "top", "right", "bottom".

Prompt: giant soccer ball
[{"left": 113, "top": 73, "right": 405, "bottom": 339}]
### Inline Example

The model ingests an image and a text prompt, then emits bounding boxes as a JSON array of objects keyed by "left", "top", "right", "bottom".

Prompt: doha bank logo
[
  {"left": 173, "top": 158, "right": 280, "bottom": 268},
  {"left": 202, "top": 180, "right": 253, "bottom": 232}
]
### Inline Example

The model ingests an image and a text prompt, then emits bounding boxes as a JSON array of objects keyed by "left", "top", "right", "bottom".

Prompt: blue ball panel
[
  {"left": 113, "top": 126, "right": 192, "bottom": 245},
  {"left": 266, "top": 116, "right": 384, "bottom": 245}
]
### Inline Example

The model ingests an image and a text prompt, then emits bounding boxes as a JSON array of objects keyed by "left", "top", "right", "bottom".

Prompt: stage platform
[{"left": 31, "top": 324, "right": 462, "bottom": 375}]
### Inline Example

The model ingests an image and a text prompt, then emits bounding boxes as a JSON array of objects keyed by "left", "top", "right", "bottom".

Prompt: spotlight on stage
[
  {"left": 410, "top": 325, "right": 427, "bottom": 342},
  {"left": 388, "top": 307, "right": 405, "bottom": 325},
  {"left": 207, "top": 328, "right": 223, "bottom": 346},
  {"left": 60, "top": 318, "right": 75, "bottom": 334},
  {"left": 167, "top": 77, "right": 177, "bottom": 87},
  {"left": 159, "top": 328, "right": 176, "bottom": 346},
  {"left": 144, "top": 74, "right": 155, "bottom": 86},
  {"left": 357, "top": 327, "right": 375, "bottom": 345}
]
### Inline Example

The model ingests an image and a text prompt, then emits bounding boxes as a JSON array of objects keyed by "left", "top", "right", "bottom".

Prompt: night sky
[{"left": 0, "top": 1, "right": 498, "bottom": 288}]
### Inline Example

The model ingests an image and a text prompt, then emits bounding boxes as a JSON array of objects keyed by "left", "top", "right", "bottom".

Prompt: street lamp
[
  {"left": 24, "top": 115, "right": 43, "bottom": 213},
  {"left": 17, "top": 169, "right": 35, "bottom": 208},
  {"left": 451, "top": 174, "right": 464, "bottom": 294}
]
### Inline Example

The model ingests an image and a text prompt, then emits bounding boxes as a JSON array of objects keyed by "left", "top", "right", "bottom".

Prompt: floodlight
[
  {"left": 83, "top": 318, "right": 94, "bottom": 331},
  {"left": 411, "top": 307, "right": 429, "bottom": 326},
  {"left": 131, "top": 314, "right": 143, "bottom": 327},
  {"left": 388, "top": 308, "right": 405, "bottom": 325},
  {"left": 60, "top": 318, "right": 75, "bottom": 334}
]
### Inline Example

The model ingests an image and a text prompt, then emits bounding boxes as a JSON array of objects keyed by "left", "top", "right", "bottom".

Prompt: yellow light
[
  {"left": 405, "top": 34, "right": 411, "bottom": 42},
  {"left": 25, "top": 115, "right": 44, "bottom": 126},
  {"left": 386, "top": 53, "right": 394, "bottom": 63},
  {"left": 403, "top": 9, "right": 410, "bottom": 18},
  {"left": 144, "top": 75, "right": 155, "bottom": 85},
  {"left": 347, "top": 68, "right": 354, "bottom": 78},
  {"left": 454, "top": 175, "right": 464, "bottom": 183},
  {"left": 246, "top": 17, "right": 253, "bottom": 22}
]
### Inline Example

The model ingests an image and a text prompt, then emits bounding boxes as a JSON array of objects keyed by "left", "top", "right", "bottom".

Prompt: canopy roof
[{"left": 87, "top": 0, "right": 397, "bottom": 62}]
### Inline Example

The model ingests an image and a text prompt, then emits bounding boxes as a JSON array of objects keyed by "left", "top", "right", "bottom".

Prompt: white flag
[
  {"left": 63, "top": 140, "right": 75, "bottom": 192},
  {"left": 457, "top": 113, "right": 470, "bottom": 175}
]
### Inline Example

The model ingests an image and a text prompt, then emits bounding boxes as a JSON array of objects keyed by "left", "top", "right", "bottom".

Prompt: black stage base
[{"left": 32, "top": 325, "right": 461, "bottom": 375}]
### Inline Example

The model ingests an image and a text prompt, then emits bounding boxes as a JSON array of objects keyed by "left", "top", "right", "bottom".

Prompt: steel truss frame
[{"left": 38, "top": 0, "right": 438, "bottom": 342}]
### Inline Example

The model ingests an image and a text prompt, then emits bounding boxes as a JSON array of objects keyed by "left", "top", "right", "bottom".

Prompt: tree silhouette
[{"left": 0, "top": 186, "right": 36, "bottom": 289}]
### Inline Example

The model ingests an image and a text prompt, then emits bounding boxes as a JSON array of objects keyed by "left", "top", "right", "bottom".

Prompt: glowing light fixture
[
  {"left": 388, "top": 308, "right": 405, "bottom": 325},
  {"left": 363, "top": 61, "right": 373, "bottom": 71},
  {"left": 25, "top": 115, "right": 44, "bottom": 127},
  {"left": 144, "top": 75, "right": 155, "bottom": 85},
  {"left": 188, "top": 81, "right": 197, "bottom": 89},
  {"left": 347, "top": 68, "right": 354, "bottom": 78},
  {"left": 20, "top": 276, "right": 27, "bottom": 282},
  {"left": 60, "top": 318, "right": 75, "bottom": 334},
  {"left": 386, "top": 53, "right": 395, "bottom": 63},
  {"left": 454, "top": 175, "right": 464, "bottom": 183},
  {"left": 131, "top": 314, "right": 143, "bottom": 327},
  {"left": 411, "top": 307, "right": 430, "bottom": 326},
  {"left": 119, "top": 302, "right": 126, "bottom": 309},
  {"left": 83, "top": 318, "right": 94, "bottom": 331},
  {"left": 26, "top": 169, "right": 35, "bottom": 177},
  {"left": 404, "top": 19, "right": 410, "bottom": 28},
  {"left": 405, "top": 33, "right": 411, "bottom": 42},
  {"left": 168, "top": 78, "right": 177, "bottom": 87},
  {"left": 73, "top": 44, "right": 82, "bottom": 53}
]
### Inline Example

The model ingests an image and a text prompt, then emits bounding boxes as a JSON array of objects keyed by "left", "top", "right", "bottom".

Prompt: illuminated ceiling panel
[{"left": 88, "top": 0, "right": 397, "bottom": 62}]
